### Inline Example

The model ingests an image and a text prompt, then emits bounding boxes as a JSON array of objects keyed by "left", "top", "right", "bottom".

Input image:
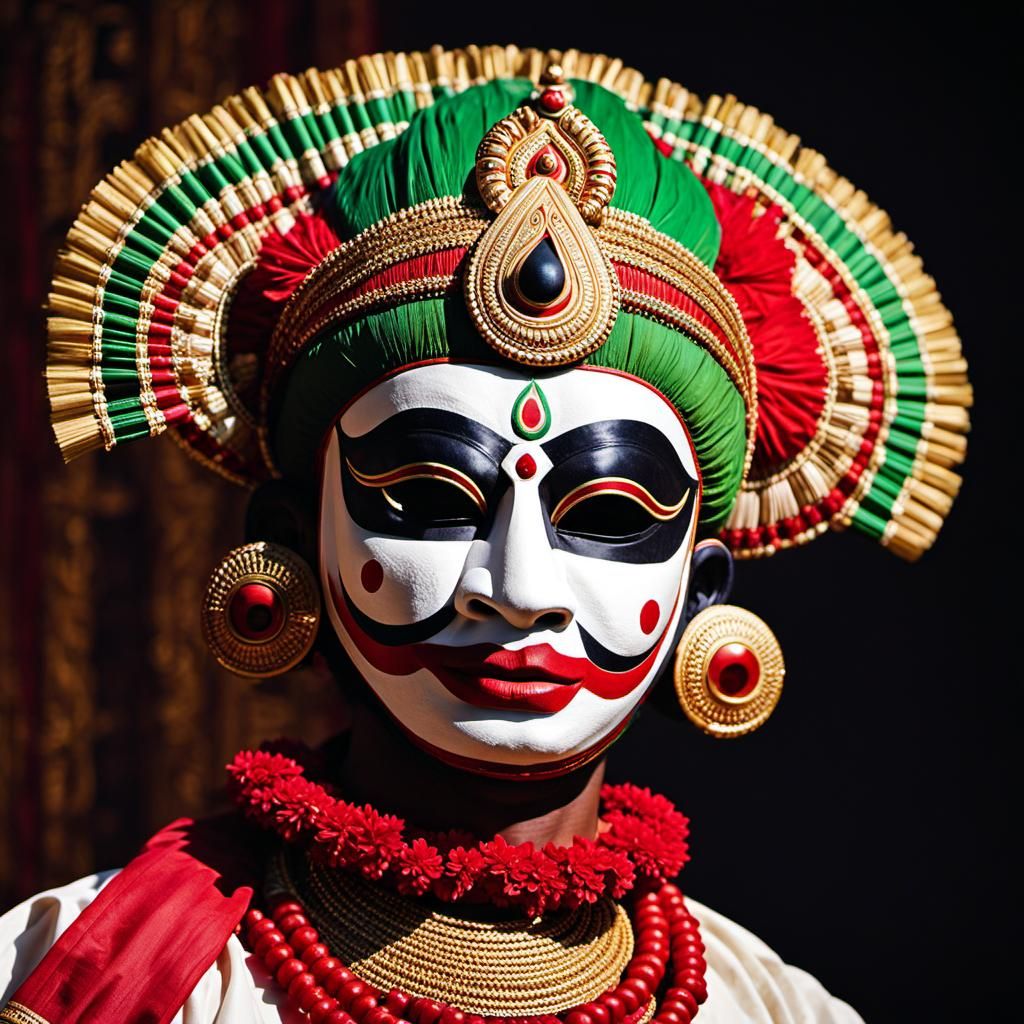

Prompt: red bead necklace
[{"left": 240, "top": 881, "right": 707, "bottom": 1024}]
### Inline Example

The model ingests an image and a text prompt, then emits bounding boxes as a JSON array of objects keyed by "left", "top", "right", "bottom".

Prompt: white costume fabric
[{"left": 0, "top": 871, "right": 863, "bottom": 1023}]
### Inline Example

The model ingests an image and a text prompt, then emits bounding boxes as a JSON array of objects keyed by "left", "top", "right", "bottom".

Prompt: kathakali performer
[{"left": 0, "top": 44, "right": 971, "bottom": 1024}]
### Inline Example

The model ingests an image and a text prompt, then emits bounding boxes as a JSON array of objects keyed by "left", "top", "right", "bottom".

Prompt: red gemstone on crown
[
  {"left": 539, "top": 88, "right": 566, "bottom": 113},
  {"left": 527, "top": 145, "right": 569, "bottom": 182},
  {"left": 228, "top": 582, "right": 285, "bottom": 640}
]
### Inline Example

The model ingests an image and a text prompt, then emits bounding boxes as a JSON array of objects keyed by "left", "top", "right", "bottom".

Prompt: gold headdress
[{"left": 44, "top": 45, "right": 969, "bottom": 562}]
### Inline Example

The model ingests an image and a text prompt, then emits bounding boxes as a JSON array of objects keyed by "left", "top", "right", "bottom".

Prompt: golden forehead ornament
[{"left": 465, "top": 65, "right": 621, "bottom": 366}]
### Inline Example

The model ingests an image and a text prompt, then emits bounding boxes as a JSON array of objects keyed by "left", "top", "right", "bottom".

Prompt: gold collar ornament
[
  {"left": 465, "top": 65, "right": 622, "bottom": 366},
  {"left": 268, "top": 848, "right": 636, "bottom": 1017}
]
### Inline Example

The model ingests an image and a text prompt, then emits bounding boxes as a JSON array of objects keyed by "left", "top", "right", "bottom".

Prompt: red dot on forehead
[
  {"left": 639, "top": 600, "right": 660, "bottom": 635},
  {"left": 515, "top": 453, "right": 537, "bottom": 479},
  {"left": 360, "top": 559, "right": 384, "bottom": 593}
]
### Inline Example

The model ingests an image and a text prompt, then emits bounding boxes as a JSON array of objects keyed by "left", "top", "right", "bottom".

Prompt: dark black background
[{"left": 363, "top": 6, "right": 1014, "bottom": 1021}]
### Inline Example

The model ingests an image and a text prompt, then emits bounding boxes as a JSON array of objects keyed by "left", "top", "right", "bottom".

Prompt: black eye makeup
[
  {"left": 340, "top": 412, "right": 696, "bottom": 560},
  {"left": 540, "top": 421, "right": 697, "bottom": 563},
  {"left": 338, "top": 410, "right": 512, "bottom": 540}
]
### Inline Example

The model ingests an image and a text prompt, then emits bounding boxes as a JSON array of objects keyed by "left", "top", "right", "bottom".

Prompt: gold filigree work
[
  {"left": 465, "top": 176, "right": 621, "bottom": 366},
  {"left": 464, "top": 66, "right": 621, "bottom": 365},
  {"left": 474, "top": 64, "right": 615, "bottom": 225},
  {"left": 265, "top": 193, "right": 752, "bottom": 446},
  {"left": 201, "top": 541, "right": 320, "bottom": 678},
  {"left": 673, "top": 605, "right": 784, "bottom": 738}
]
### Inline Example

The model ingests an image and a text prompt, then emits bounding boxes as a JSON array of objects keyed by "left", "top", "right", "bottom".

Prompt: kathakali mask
[{"left": 44, "top": 47, "right": 971, "bottom": 776}]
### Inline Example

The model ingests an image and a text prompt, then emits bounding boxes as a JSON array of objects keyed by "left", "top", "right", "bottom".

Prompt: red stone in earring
[
  {"left": 228, "top": 582, "right": 285, "bottom": 641},
  {"left": 707, "top": 642, "right": 761, "bottom": 701},
  {"left": 202, "top": 542, "right": 321, "bottom": 678}
]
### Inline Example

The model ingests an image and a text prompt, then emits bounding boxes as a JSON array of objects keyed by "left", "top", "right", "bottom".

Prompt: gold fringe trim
[{"left": 666, "top": 85, "right": 972, "bottom": 560}]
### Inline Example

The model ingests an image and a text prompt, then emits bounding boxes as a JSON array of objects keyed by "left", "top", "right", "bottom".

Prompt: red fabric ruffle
[{"left": 704, "top": 181, "right": 828, "bottom": 471}]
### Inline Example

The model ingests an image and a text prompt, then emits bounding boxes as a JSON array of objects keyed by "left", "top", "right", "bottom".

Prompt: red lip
[
  {"left": 415, "top": 644, "right": 585, "bottom": 713},
  {"left": 328, "top": 574, "right": 671, "bottom": 715}
]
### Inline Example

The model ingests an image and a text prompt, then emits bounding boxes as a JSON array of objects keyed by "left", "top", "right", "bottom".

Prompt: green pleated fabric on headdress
[{"left": 273, "top": 79, "right": 748, "bottom": 530}]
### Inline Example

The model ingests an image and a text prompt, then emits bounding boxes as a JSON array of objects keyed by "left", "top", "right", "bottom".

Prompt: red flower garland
[{"left": 227, "top": 742, "right": 690, "bottom": 919}]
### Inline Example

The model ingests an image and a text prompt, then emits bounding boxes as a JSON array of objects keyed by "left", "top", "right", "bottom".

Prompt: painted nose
[{"left": 455, "top": 485, "right": 575, "bottom": 631}]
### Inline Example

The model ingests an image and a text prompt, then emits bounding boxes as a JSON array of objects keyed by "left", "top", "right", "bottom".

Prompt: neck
[{"left": 337, "top": 700, "right": 606, "bottom": 846}]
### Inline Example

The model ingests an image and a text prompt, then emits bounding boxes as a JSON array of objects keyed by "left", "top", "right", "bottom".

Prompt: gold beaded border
[
  {"left": 673, "top": 605, "right": 785, "bottom": 738},
  {"left": 200, "top": 541, "right": 321, "bottom": 677},
  {"left": 0, "top": 1003, "right": 51, "bottom": 1024}
]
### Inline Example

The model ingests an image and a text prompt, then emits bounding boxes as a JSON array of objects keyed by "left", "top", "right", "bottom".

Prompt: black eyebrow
[
  {"left": 339, "top": 408, "right": 513, "bottom": 474},
  {"left": 337, "top": 408, "right": 512, "bottom": 542},
  {"left": 541, "top": 420, "right": 688, "bottom": 470},
  {"left": 540, "top": 420, "right": 693, "bottom": 509}
]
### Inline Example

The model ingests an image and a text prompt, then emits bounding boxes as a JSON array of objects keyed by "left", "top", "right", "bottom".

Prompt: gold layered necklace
[
  {"left": 269, "top": 847, "right": 639, "bottom": 1017},
  {"left": 242, "top": 847, "right": 708, "bottom": 1024}
]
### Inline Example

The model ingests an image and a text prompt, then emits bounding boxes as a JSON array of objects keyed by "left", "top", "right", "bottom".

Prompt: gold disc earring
[
  {"left": 673, "top": 605, "right": 785, "bottom": 738},
  {"left": 201, "top": 541, "right": 321, "bottom": 677}
]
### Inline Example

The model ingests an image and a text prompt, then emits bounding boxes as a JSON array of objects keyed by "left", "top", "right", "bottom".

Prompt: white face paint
[{"left": 318, "top": 363, "right": 700, "bottom": 776}]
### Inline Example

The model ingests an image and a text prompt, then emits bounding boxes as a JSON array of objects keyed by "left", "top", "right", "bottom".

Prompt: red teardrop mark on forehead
[
  {"left": 521, "top": 398, "right": 542, "bottom": 430},
  {"left": 511, "top": 380, "right": 551, "bottom": 441}
]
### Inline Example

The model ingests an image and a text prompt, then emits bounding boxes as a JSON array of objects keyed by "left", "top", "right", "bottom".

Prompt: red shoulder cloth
[{"left": 0, "top": 814, "right": 262, "bottom": 1024}]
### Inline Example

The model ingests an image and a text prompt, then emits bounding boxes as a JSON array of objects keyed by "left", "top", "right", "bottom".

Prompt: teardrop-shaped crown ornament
[{"left": 465, "top": 65, "right": 620, "bottom": 366}]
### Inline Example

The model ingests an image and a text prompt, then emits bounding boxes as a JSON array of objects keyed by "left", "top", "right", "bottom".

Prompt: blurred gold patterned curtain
[{"left": 0, "top": 0, "right": 372, "bottom": 906}]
